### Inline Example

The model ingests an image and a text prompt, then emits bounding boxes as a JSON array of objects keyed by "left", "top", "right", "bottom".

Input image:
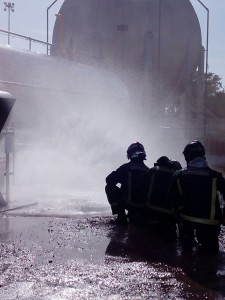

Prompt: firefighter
[
  {"left": 146, "top": 156, "right": 182, "bottom": 241},
  {"left": 105, "top": 142, "right": 150, "bottom": 224},
  {"left": 169, "top": 140, "right": 225, "bottom": 254}
]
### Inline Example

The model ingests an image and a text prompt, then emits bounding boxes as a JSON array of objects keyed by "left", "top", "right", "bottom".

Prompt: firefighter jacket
[
  {"left": 146, "top": 165, "right": 178, "bottom": 215},
  {"left": 169, "top": 163, "right": 225, "bottom": 226},
  {"left": 105, "top": 160, "right": 150, "bottom": 208}
]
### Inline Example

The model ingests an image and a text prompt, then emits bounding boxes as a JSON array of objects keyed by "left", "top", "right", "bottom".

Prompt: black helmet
[
  {"left": 183, "top": 140, "right": 205, "bottom": 162},
  {"left": 170, "top": 159, "right": 182, "bottom": 170},
  {"left": 154, "top": 156, "right": 171, "bottom": 167},
  {"left": 154, "top": 156, "right": 182, "bottom": 170},
  {"left": 127, "top": 142, "right": 146, "bottom": 160}
]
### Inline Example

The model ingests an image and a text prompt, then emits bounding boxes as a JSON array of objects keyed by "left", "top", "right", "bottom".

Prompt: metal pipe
[
  {"left": 8, "top": 6, "right": 10, "bottom": 44},
  {"left": 47, "top": 0, "right": 59, "bottom": 55},
  {"left": 196, "top": 0, "right": 209, "bottom": 81},
  {"left": 29, "top": 37, "right": 32, "bottom": 51},
  {"left": 196, "top": 0, "right": 209, "bottom": 142},
  {"left": 158, "top": 0, "right": 162, "bottom": 82},
  {"left": 157, "top": 0, "right": 162, "bottom": 112},
  {"left": 4, "top": 2, "right": 15, "bottom": 46},
  {"left": 5, "top": 152, "right": 9, "bottom": 202}
]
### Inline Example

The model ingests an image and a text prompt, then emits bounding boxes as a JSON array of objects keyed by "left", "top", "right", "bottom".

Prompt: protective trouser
[
  {"left": 179, "top": 220, "right": 220, "bottom": 254},
  {"left": 105, "top": 184, "right": 126, "bottom": 215}
]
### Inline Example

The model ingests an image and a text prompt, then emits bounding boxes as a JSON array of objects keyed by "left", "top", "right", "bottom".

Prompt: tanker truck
[
  {"left": 0, "top": 0, "right": 205, "bottom": 154},
  {"left": 51, "top": 0, "right": 205, "bottom": 143},
  {"left": 0, "top": 0, "right": 210, "bottom": 193}
]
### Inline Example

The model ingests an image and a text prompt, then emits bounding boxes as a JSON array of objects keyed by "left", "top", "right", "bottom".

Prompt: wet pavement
[{"left": 0, "top": 212, "right": 225, "bottom": 299}]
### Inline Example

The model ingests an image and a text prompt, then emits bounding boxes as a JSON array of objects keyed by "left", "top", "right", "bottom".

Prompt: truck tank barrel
[{"left": 51, "top": 0, "right": 202, "bottom": 106}]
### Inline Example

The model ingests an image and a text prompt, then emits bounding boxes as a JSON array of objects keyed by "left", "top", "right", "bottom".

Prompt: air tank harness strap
[
  {"left": 147, "top": 203, "right": 174, "bottom": 215},
  {"left": 179, "top": 213, "right": 220, "bottom": 225},
  {"left": 146, "top": 172, "right": 156, "bottom": 204}
]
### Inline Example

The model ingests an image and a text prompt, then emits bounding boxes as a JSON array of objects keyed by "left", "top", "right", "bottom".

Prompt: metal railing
[
  {"left": 0, "top": 128, "right": 14, "bottom": 203},
  {"left": 0, "top": 28, "right": 51, "bottom": 54}
]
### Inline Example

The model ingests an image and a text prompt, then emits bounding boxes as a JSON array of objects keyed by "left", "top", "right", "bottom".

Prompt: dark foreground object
[
  {"left": 0, "top": 215, "right": 225, "bottom": 299},
  {"left": 0, "top": 91, "right": 16, "bottom": 132}
]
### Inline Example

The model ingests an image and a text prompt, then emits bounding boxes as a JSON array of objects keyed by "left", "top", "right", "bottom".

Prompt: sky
[{"left": 0, "top": 0, "right": 224, "bottom": 86}]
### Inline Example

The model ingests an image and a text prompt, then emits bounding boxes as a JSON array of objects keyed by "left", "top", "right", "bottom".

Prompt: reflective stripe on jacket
[
  {"left": 106, "top": 161, "right": 150, "bottom": 208},
  {"left": 172, "top": 167, "right": 225, "bottom": 225},
  {"left": 146, "top": 166, "right": 177, "bottom": 215}
]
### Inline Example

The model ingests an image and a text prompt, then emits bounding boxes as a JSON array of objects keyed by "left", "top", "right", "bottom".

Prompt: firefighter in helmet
[
  {"left": 105, "top": 142, "right": 150, "bottom": 224},
  {"left": 169, "top": 140, "right": 225, "bottom": 254},
  {"left": 146, "top": 156, "right": 182, "bottom": 241}
]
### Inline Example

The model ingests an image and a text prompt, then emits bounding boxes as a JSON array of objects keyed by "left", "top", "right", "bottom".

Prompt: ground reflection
[
  {"left": 0, "top": 215, "right": 224, "bottom": 299},
  {"left": 105, "top": 222, "right": 225, "bottom": 298}
]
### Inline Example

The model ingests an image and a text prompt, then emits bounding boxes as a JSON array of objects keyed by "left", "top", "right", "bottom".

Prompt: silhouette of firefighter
[
  {"left": 146, "top": 156, "right": 182, "bottom": 241},
  {"left": 169, "top": 140, "right": 225, "bottom": 254},
  {"left": 105, "top": 142, "right": 150, "bottom": 224}
]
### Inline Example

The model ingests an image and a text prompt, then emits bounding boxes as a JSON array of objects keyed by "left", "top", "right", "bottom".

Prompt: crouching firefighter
[
  {"left": 105, "top": 142, "right": 150, "bottom": 224},
  {"left": 169, "top": 140, "right": 225, "bottom": 254},
  {"left": 146, "top": 156, "right": 182, "bottom": 241}
]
